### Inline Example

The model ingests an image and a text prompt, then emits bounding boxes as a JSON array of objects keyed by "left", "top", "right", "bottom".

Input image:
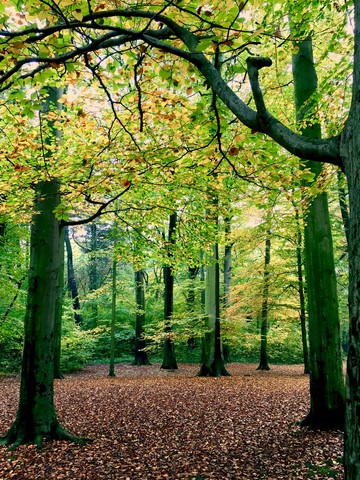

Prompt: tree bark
[
  {"left": 108, "top": 217, "right": 118, "bottom": 377},
  {"left": 292, "top": 36, "right": 345, "bottom": 430},
  {"left": 257, "top": 225, "right": 271, "bottom": 371},
  {"left": 161, "top": 213, "right": 178, "bottom": 370},
  {"left": 337, "top": 169, "right": 350, "bottom": 248},
  {"left": 198, "top": 202, "right": 229, "bottom": 378}
]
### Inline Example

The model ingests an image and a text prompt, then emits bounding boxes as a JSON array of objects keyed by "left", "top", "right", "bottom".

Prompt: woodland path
[{"left": 0, "top": 363, "right": 343, "bottom": 479}]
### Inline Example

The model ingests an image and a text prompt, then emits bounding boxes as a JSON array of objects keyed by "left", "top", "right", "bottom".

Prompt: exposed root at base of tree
[
  {"left": 299, "top": 409, "right": 344, "bottom": 431},
  {"left": 0, "top": 420, "right": 88, "bottom": 450}
]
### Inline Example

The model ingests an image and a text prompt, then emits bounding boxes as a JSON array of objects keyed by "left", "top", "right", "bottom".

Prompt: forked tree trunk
[
  {"left": 292, "top": 36, "right": 345, "bottom": 430},
  {"left": 133, "top": 269, "right": 150, "bottom": 366}
]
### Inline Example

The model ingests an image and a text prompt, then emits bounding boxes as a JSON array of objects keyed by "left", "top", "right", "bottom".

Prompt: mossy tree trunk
[
  {"left": 133, "top": 269, "right": 150, "bottom": 365},
  {"left": 0, "top": 87, "right": 82, "bottom": 449},
  {"left": 292, "top": 36, "right": 345, "bottom": 430},
  {"left": 161, "top": 213, "right": 178, "bottom": 370}
]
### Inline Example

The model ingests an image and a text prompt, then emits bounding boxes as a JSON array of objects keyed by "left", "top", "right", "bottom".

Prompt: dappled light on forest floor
[{"left": 0, "top": 364, "right": 343, "bottom": 479}]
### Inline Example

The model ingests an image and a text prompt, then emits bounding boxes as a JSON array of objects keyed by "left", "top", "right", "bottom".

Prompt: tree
[
  {"left": 257, "top": 217, "right": 271, "bottom": 371},
  {"left": 161, "top": 212, "right": 178, "bottom": 370},
  {"left": 198, "top": 196, "right": 229, "bottom": 377},
  {"left": 0, "top": 87, "right": 79, "bottom": 448},
  {"left": 292, "top": 34, "right": 345, "bottom": 429}
]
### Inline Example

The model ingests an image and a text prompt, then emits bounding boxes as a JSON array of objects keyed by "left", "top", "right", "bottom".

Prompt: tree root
[{"left": 0, "top": 418, "right": 89, "bottom": 450}]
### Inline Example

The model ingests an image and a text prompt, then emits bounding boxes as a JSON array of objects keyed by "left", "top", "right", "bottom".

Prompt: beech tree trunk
[
  {"left": 198, "top": 241, "right": 229, "bottom": 377},
  {"left": 88, "top": 223, "right": 99, "bottom": 328},
  {"left": 342, "top": 3, "right": 360, "bottom": 472},
  {"left": 257, "top": 226, "right": 271, "bottom": 371},
  {"left": 161, "top": 213, "right": 178, "bottom": 370},
  {"left": 0, "top": 87, "right": 81, "bottom": 448},
  {"left": 133, "top": 269, "right": 150, "bottom": 365},
  {"left": 65, "top": 226, "right": 82, "bottom": 325},
  {"left": 294, "top": 208, "right": 310, "bottom": 375},
  {"left": 292, "top": 36, "right": 345, "bottom": 430}
]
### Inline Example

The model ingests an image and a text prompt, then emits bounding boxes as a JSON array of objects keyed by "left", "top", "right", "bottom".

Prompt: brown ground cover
[{"left": 0, "top": 363, "right": 343, "bottom": 479}]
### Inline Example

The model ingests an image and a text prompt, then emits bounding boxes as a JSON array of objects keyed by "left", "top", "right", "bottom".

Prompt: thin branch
[{"left": 64, "top": 184, "right": 131, "bottom": 226}]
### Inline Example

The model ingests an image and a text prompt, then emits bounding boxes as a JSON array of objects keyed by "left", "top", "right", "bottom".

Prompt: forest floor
[{"left": 0, "top": 363, "right": 343, "bottom": 479}]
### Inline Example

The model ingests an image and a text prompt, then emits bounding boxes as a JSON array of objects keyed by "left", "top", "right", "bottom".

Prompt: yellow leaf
[{"left": 73, "top": 9, "right": 83, "bottom": 21}]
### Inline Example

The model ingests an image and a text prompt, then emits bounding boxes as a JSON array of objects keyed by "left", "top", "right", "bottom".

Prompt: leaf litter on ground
[{"left": 0, "top": 363, "right": 343, "bottom": 479}]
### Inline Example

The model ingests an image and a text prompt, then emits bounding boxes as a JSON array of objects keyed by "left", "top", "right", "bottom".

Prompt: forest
[{"left": 0, "top": 0, "right": 358, "bottom": 478}]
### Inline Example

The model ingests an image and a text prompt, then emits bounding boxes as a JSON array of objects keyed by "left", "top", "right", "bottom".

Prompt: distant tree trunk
[
  {"left": 54, "top": 227, "right": 65, "bottom": 380},
  {"left": 65, "top": 226, "right": 82, "bottom": 325},
  {"left": 257, "top": 225, "right": 271, "bottom": 371},
  {"left": 198, "top": 211, "right": 229, "bottom": 377},
  {"left": 133, "top": 269, "right": 150, "bottom": 365},
  {"left": 88, "top": 222, "right": 99, "bottom": 328},
  {"left": 292, "top": 36, "right": 345, "bottom": 430},
  {"left": 161, "top": 213, "right": 178, "bottom": 370},
  {"left": 223, "top": 216, "right": 232, "bottom": 309},
  {"left": 187, "top": 265, "right": 198, "bottom": 350},
  {"left": 0, "top": 86, "right": 80, "bottom": 448},
  {"left": 108, "top": 234, "right": 117, "bottom": 377},
  {"left": 295, "top": 207, "right": 310, "bottom": 375},
  {"left": 223, "top": 215, "right": 232, "bottom": 363}
]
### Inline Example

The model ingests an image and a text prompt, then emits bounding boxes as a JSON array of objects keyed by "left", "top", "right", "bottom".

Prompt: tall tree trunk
[
  {"left": 257, "top": 225, "right": 271, "bottom": 371},
  {"left": 133, "top": 269, "right": 150, "bottom": 365},
  {"left": 0, "top": 86, "right": 80, "bottom": 448},
  {"left": 223, "top": 216, "right": 232, "bottom": 363},
  {"left": 186, "top": 265, "right": 198, "bottom": 350},
  {"left": 294, "top": 208, "right": 310, "bottom": 375},
  {"left": 54, "top": 227, "right": 65, "bottom": 380},
  {"left": 108, "top": 233, "right": 117, "bottom": 377},
  {"left": 161, "top": 213, "right": 178, "bottom": 370},
  {"left": 292, "top": 36, "right": 345, "bottom": 430},
  {"left": 223, "top": 216, "right": 232, "bottom": 309},
  {"left": 343, "top": 3, "right": 360, "bottom": 474},
  {"left": 88, "top": 222, "right": 99, "bottom": 328},
  {"left": 65, "top": 226, "right": 82, "bottom": 325},
  {"left": 198, "top": 204, "right": 229, "bottom": 377}
]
